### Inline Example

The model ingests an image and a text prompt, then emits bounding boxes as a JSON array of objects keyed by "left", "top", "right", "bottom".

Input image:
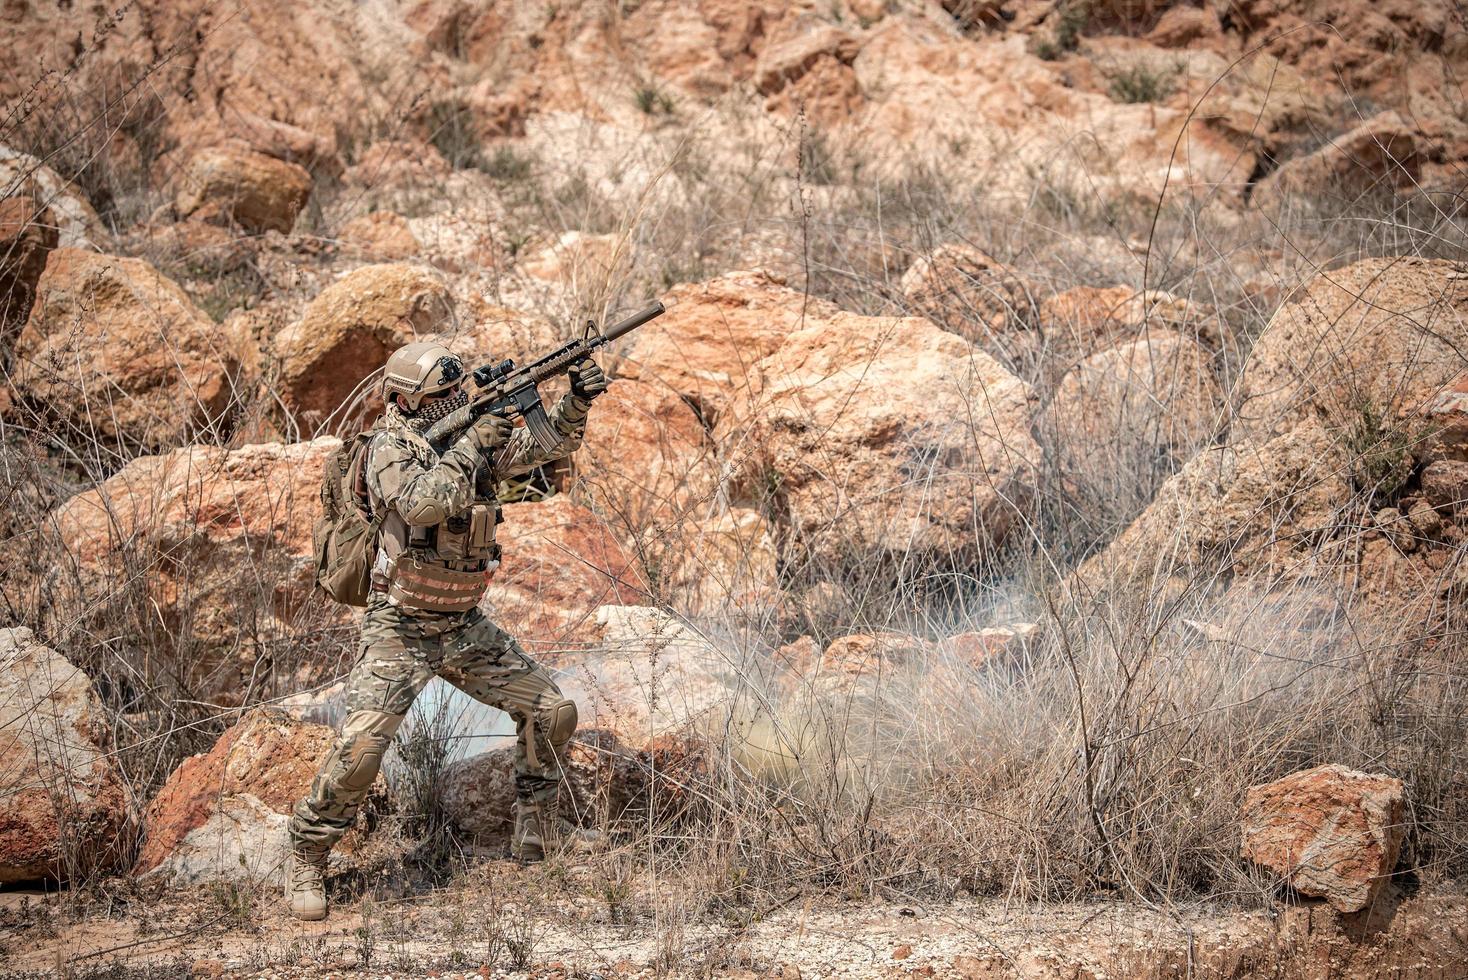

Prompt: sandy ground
[{"left": 3, "top": 865, "right": 1466, "bottom": 979}]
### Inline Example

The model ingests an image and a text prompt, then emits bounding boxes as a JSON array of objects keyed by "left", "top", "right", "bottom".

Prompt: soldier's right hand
[{"left": 462, "top": 411, "right": 515, "bottom": 454}]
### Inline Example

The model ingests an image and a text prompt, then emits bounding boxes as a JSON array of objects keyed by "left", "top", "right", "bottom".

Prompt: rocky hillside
[{"left": 2, "top": 0, "right": 1467, "bottom": 976}]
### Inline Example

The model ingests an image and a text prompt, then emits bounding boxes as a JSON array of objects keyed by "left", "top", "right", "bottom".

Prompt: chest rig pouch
[{"left": 381, "top": 503, "right": 502, "bottom": 614}]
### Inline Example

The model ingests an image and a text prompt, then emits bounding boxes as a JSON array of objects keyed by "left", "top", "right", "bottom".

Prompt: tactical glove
[
  {"left": 569, "top": 358, "right": 607, "bottom": 401},
  {"left": 460, "top": 411, "right": 515, "bottom": 455}
]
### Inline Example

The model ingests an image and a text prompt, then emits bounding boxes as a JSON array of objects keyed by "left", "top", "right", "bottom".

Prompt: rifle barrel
[{"left": 602, "top": 301, "right": 665, "bottom": 343}]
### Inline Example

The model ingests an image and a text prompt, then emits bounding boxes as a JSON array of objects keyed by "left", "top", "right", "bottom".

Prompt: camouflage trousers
[{"left": 288, "top": 595, "right": 572, "bottom": 854}]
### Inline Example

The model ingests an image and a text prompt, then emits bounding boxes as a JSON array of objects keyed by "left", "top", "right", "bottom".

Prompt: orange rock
[
  {"left": 134, "top": 707, "right": 361, "bottom": 876},
  {"left": 1240, "top": 764, "right": 1406, "bottom": 913},
  {"left": 174, "top": 144, "right": 312, "bottom": 234},
  {"left": 272, "top": 263, "right": 454, "bottom": 431},
  {"left": 943, "top": 624, "right": 1037, "bottom": 666},
  {"left": 1254, "top": 112, "right": 1424, "bottom": 207},
  {"left": 900, "top": 244, "right": 1036, "bottom": 351},
  {"left": 486, "top": 495, "right": 648, "bottom": 649},
  {"left": 0, "top": 628, "right": 133, "bottom": 883},
  {"left": 1236, "top": 257, "right": 1468, "bottom": 441},
  {"left": 0, "top": 183, "right": 56, "bottom": 338},
  {"left": 572, "top": 376, "right": 719, "bottom": 534},
  {"left": 1042, "top": 330, "right": 1221, "bottom": 515},
  {"left": 49, "top": 438, "right": 340, "bottom": 693},
  {"left": 11, "top": 249, "right": 253, "bottom": 447},
  {"left": 338, "top": 211, "right": 420, "bottom": 261},
  {"left": 719, "top": 306, "right": 1038, "bottom": 571},
  {"left": 617, "top": 270, "right": 826, "bottom": 426}
]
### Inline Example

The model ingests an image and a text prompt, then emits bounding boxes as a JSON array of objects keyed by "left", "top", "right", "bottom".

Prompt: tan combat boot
[
  {"left": 285, "top": 848, "right": 329, "bottom": 920},
  {"left": 510, "top": 799, "right": 553, "bottom": 863}
]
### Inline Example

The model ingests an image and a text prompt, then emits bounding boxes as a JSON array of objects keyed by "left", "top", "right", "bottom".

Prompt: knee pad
[
  {"left": 545, "top": 697, "right": 578, "bottom": 748},
  {"left": 337, "top": 731, "right": 390, "bottom": 792},
  {"left": 335, "top": 711, "right": 402, "bottom": 794}
]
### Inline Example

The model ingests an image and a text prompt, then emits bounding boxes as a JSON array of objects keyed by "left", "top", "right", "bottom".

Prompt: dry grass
[{"left": 1, "top": 25, "right": 1467, "bottom": 975}]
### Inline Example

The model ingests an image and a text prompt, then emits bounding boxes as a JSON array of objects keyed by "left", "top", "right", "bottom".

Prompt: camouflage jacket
[{"left": 366, "top": 392, "right": 591, "bottom": 531}]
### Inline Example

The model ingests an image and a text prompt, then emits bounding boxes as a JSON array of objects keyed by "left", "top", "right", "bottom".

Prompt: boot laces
[{"left": 291, "top": 854, "right": 325, "bottom": 890}]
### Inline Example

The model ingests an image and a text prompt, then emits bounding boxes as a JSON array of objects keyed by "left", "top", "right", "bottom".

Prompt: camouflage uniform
[{"left": 288, "top": 391, "right": 592, "bottom": 855}]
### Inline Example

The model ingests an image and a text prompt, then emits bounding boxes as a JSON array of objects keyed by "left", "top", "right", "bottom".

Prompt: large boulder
[
  {"left": 0, "top": 145, "right": 109, "bottom": 250},
  {"left": 11, "top": 250, "right": 252, "bottom": 447},
  {"left": 441, "top": 729, "right": 640, "bottom": 837},
  {"left": 1032, "top": 286, "right": 1220, "bottom": 377},
  {"left": 560, "top": 605, "right": 732, "bottom": 747},
  {"left": 1237, "top": 257, "right": 1468, "bottom": 442},
  {"left": 0, "top": 182, "right": 57, "bottom": 339},
  {"left": 135, "top": 708, "right": 362, "bottom": 883},
  {"left": 272, "top": 263, "right": 454, "bottom": 431},
  {"left": 48, "top": 438, "right": 338, "bottom": 694},
  {"left": 719, "top": 308, "right": 1039, "bottom": 573},
  {"left": 1240, "top": 765, "right": 1406, "bottom": 913},
  {"left": 1042, "top": 330, "right": 1222, "bottom": 523},
  {"left": 1254, "top": 112, "right": 1424, "bottom": 207},
  {"left": 485, "top": 495, "right": 649, "bottom": 648},
  {"left": 0, "top": 628, "right": 132, "bottom": 883},
  {"left": 1073, "top": 416, "right": 1461, "bottom": 630},
  {"left": 899, "top": 244, "right": 1036, "bottom": 354},
  {"left": 571, "top": 376, "right": 721, "bottom": 541},
  {"left": 174, "top": 144, "right": 313, "bottom": 234},
  {"left": 616, "top": 270, "right": 826, "bottom": 426}
]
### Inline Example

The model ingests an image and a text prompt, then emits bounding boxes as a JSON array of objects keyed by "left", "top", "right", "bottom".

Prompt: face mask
[{"left": 409, "top": 388, "right": 468, "bottom": 429}]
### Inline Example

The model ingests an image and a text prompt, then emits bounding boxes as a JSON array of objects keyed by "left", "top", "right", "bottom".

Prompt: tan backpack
[{"left": 312, "top": 429, "right": 385, "bottom": 607}]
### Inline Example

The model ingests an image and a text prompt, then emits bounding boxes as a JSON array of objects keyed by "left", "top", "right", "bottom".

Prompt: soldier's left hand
[{"left": 570, "top": 358, "right": 607, "bottom": 401}]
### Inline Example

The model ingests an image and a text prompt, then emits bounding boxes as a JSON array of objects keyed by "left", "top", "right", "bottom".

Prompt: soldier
[{"left": 284, "top": 341, "right": 606, "bottom": 921}]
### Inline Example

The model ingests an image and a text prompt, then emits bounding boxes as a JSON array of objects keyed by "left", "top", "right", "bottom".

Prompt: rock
[
  {"left": 658, "top": 506, "right": 781, "bottom": 614},
  {"left": 1420, "top": 372, "right": 1468, "bottom": 463},
  {"left": 0, "top": 627, "right": 132, "bottom": 883},
  {"left": 11, "top": 249, "right": 252, "bottom": 447},
  {"left": 0, "top": 145, "right": 109, "bottom": 250},
  {"left": 1406, "top": 498, "right": 1443, "bottom": 539},
  {"left": 1240, "top": 764, "right": 1406, "bottom": 913},
  {"left": 1145, "top": 5, "right": 1224, "bottom": 48},
  {"left": 817, "top": 632, "right": 928, "bottom": 682},
  {"left": 0, "top": 183, "right": 56, "bottom": 338},
  {"left": 174, "top": 144, "right": 312, "bottom": 234},
  {"left": 140, "top": 794, "right": 289, "bottom": 887},
  {"left": 440, "top": 729, "right": 645, "bottom": 836},
  {"left": 437, "top": 300, "right": 563, "bottom": 367},
  {"left": 272, "top": 263, "right": 454, "bottom": 430},
  {"left": 1035, "top": 286, "right": 1219, "bottom": 375},
  {"left": 337, "top": 210, "right": 420, "bottom": 260},
  {"left": 1075, "top": 420, "right": 1352, "bottom": 593},
  {"left": 899, "top": 244, "right": 1036, "bottom": 354},
  {"left": 48, "top": 438, "right": 339, "bottom": 694},
  {"left": 1422, "top": 460, "right": 1468, "bottom": 513},
  {"left": 753, "top": 22, "right": 861, "bottom": 97},
  {"left": 486, "top": 495, "right": 648, "bottom": 647},
  {"left": 561, "top": 605, "right": 731, "bottom": 746},
  {"left": 571, "top": 376, "right": 720, "bottom": 539},
  {"left": 1236, "top": 257, "right": 1468, "bottom": 441},
  {"left": 617, "top": 270, "right": 823, "bottom": 426},
  {"left": 942, "top": 623, "right": 1038, "bottom": 666},
  {"left": 1042, "top": 330, "right": 1221, "bottom": 520},
  {"left": 1254, "top": 113, "right": 1425, "bottom": 206},
  {"left": 518, "top": 231, "right": 630, "bottom": 289},
  {"left": 134, "top": 707, "right": 357, "bottom": 879},
  {"left": 720, "top": 307, "right": 1039, "bottom": 573}
]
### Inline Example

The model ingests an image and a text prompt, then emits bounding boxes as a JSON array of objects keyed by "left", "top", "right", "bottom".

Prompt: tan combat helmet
[{"left": 381, "top": 342, "right": 464, "bottom": 410}]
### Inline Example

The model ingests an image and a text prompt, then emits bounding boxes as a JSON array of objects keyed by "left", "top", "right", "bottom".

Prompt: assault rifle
[{"left": 423, "top": 301, "right": 666, "bottom": 451}]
